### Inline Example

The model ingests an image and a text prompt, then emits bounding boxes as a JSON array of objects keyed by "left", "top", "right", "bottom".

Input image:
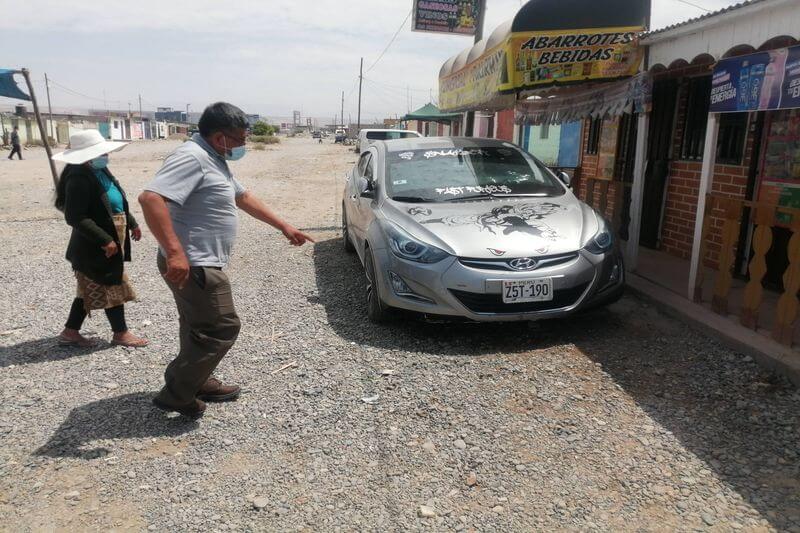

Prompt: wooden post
[
  {"left": 712, "top": 198, "right": 743, "bottom": 315},
  {"left": 693, "top": 196, "right": 717, "bottom": 302},
  {"left": 626, "top": 112, "right": 650, "bottom": 272},
  {"left": 20, "top": 69, "right": 59, "bottom": 188},
  {"left": 688, "top": 113, "right": 719, "bottom": 300},
  {"left": 741, "top": 204, "right": 775, "bottom": 329},
  {"left": 774, "top": 214, "right": 800, "bottom": 345}
]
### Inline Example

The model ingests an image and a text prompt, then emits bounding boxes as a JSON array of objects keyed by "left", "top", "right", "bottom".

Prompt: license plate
[{"left": 502, "top": 278, "right": 553, "bottom": 303}]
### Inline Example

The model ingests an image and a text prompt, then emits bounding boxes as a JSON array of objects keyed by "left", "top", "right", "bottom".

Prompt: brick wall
[
  {"left": 658, "top": 79, "right": 756, "bottom": 268},
  {"left": 495, "top": 109, "right": 516, "bottom": 142}
]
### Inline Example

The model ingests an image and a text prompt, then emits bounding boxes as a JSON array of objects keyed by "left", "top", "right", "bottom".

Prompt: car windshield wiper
[
  {"left": 391, "top": 196, "right": 434, "bottom": 203},
  {"left": 491, "top": 193, "right": 550, "bottom": 197},
  {"left": 444, "top": 194, "right": 496, "bottom": 201}
]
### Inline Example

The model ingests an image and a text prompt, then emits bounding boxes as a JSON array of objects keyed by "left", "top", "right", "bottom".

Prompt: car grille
[
  {"left": 459, "top": 252, "right": 579, "bottom": 272},
  {"left": 449, "top": 283, "right": 589, "bottom": 314}
]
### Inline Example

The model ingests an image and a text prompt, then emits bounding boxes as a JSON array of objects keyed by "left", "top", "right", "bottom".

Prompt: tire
[
  {"left": 342, "top": 207, "right": 355, "bottom": 253},
  {"left": 364, "top": 247, "right": 392, "bottom": 323}
]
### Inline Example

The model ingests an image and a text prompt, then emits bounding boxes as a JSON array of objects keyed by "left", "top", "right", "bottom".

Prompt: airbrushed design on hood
[
  {"left": 420, "top": 203, "right": 567, "bottom": 243},
  {"left": 407, "top": 207, "right": 432, "bottom": 217}
]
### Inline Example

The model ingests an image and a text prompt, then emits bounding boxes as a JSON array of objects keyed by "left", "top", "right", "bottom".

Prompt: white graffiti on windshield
[
  {"left": 423, "top": 149, "right": 488, "bottom": 159},
  {"left": 435, "top": 185, "right": 513, "bottom": 196}
]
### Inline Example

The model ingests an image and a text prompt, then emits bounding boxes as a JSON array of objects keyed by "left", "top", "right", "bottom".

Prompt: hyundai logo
[{"left": 507, "top": 257, "right": 538, "bottom": 271}]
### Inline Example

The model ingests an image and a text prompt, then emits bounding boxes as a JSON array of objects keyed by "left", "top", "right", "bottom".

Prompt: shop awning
[
  {"left": 403, "top": 103, "right": 463, "bottom": 123},
  {"left": 515, "top": 72, "right": 652, "bottom": 125},
  {"left": 438, "top": 0, "right": 650, "bottom": 112}
]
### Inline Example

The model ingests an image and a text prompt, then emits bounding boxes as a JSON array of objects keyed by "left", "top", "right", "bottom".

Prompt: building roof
[{"left": 644, "top": 0, "right": 768, "bottom": 38}]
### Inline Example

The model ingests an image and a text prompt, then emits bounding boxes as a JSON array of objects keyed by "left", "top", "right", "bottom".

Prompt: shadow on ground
[
  {"left": 313, "top": 236, "right": 800, "bottom": 529},
  {"left": 35, "top": 392, "right": 198, "bottom": 459},
  {"left": 0, "top": 337, "right": 112, "bottom": 369}
]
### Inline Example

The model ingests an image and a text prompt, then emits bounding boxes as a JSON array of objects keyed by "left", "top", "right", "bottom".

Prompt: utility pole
[
  {"left": 357, "top": 57, "right": 363, "bottom": 134},
  {"left": 340, "top": 91, "right": 344, "bottom": 130},
  {"left": 44, "top": 73, "right": 55, "bottom": 141}
]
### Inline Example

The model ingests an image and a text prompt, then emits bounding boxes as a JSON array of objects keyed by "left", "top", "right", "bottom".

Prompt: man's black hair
[{"left": 198, "top": 102, "right": 248, "bottom": 137}]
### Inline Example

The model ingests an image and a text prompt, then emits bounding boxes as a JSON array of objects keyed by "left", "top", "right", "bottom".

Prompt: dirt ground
[{"left": 0, "top": 138, "right": 798, "bottom": 532}]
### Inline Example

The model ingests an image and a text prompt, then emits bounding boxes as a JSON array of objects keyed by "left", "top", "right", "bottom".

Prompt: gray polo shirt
[{"left": 145, "top": 133, "right": 246, "bottom": 267}]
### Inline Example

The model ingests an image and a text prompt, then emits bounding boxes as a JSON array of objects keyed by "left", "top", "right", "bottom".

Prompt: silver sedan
[{"left": 341, "top": 137, "right": 624, "bottom": 323}]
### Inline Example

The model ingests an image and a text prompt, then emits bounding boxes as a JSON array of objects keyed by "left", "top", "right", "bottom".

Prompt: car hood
[{"left": 381, "top": 195, "right": 600, "bottom": 259}]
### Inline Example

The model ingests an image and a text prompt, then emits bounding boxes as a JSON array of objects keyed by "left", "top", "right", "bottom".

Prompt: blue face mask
[
  {"left": 90, "top": 155, "right": 109, "bottom": 169},
  {"left": 226, "top": 145, "right": 247, "bottom": 161},
  {"left": 222, "top": 136, "right": 246, "bottom": 161}
]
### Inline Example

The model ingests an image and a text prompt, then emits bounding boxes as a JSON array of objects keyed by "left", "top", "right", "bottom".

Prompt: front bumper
[{"left": 371, "top": 246, "right": 625, "bottom": 322}]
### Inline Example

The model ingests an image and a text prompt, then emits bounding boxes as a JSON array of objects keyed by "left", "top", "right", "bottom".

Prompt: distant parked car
[
  {"left": 341, "top": 137, "right": 624, "bottom": 323},
  {"left": 356, "top": 129, "right": 421, "bottom": 154},
  {"left": 312, "top": 131, "right": 322, "bottom": 139}
]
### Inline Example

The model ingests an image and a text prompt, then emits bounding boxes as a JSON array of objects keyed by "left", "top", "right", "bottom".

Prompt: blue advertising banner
[{"left": 711, "top": 45, "right": 800, "bottom": 113}]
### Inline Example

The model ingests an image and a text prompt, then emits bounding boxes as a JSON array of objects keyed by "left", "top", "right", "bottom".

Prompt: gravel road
[{"left": 0, "top": 138, "right": 798, "bottom": 532}]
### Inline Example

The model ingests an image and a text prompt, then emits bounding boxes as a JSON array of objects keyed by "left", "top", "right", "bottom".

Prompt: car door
[{"left": 348, "top": 151, "right": 373, "bottom": 251}]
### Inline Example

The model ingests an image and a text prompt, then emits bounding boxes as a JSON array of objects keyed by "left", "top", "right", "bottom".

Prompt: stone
[
  {"left": 418, "top": 505, "right": 436, "bottom": 518},
  {"left": 466, "top": 472, "right": 478, "bottom": 487},
  {"left": 454, "top": 439, "right": 467, "bottom": 450},
  {"left": 422, "top": 441, "right": 436, "bottom": 453},
  {"left": 492, "top": 505, "right": 505, "bottom": 513},
  {"left": 64, "top": 491, "right": 80, "bottom": 500},
  {"left": 253, "top": 497, "right": 270, "bottom": 510},
  {"left": 702, "top": 513, "right": 715, "bottom": 526}
]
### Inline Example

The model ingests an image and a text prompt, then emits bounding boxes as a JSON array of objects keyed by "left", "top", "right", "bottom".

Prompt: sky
[{"left": 3, "top": 0, "right": 743, "bottom": 122}]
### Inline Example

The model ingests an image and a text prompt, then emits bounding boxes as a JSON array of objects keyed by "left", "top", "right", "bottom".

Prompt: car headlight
[
  {"left": 382, "top": 221, "right": 450, "bottom": 263},
  {"left": 584, "top": 216, "right": 614, "bottom": 255}
]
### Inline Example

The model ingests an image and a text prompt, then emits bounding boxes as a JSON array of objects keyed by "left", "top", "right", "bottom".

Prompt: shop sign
[
  {"left": 710, "top": 45, "right": 800, "bottom": 113},
  {"left": 413, "top": 0, "right": 480, "bottom": 36},
  {"left": 508, "top": 27, "right": 644, "bottom": 89},
  {"left": 439, "top": 44, "right": 507, "bottom": 111},
  {"left": 439, "top": 26, "right": 644, "bottom": 111}
]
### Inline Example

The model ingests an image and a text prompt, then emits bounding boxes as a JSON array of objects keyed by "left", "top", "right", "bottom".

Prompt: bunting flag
[{"left": 0, "top": 69, "right": 31, "bottom": 101}]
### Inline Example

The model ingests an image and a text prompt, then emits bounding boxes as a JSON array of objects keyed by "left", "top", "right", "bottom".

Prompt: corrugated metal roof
[{"left": 645, "top": 0, "right": 769, "bottom": 38}]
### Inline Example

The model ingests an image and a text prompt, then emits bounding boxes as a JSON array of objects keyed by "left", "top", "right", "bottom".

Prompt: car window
[
  {"left": 357, "top": 153, "right": 371, "bottom": 176},
  {"left": 365, "top": 131, "right": 419, "bottom": 141},
  {"left": 364, "top": 154, "right": 375, "bottom": 182},
  {"left": 385, "top": 145, "right": 565, "bottom": 202}
]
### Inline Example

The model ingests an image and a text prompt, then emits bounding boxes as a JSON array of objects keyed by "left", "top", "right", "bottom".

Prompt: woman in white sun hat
[{"left": 52, "top": 129, "right": 148, "bottom": 348}]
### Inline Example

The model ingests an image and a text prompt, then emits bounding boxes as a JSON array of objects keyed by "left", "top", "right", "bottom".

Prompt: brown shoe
[
  {"left": 198, "top": 377, "right": 241, "bottom": 402},
  {"left": 152, "top": 397, "right": 206, "bottom": 419}
]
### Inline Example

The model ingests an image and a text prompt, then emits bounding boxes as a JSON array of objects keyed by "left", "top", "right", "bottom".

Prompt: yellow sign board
[{"left": 439, "top": 26, "right": 644, "bottom": 112}]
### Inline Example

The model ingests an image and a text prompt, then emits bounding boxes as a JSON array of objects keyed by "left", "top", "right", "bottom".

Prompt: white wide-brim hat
[{"left": 51, "top": 129, "right": 128, "bottom": 165}]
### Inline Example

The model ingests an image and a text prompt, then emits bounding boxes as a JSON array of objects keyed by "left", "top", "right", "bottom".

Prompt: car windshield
[
  {"left": 366, "top": 131, "right": 418, "bottom": 140},
  {"left": 385, "top": 145, "right": 566, "bottom": 202}
]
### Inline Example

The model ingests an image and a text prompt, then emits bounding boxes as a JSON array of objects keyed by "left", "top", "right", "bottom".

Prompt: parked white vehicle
[{"left": 357, "top": 129, "right": 421, "bottom": 154}]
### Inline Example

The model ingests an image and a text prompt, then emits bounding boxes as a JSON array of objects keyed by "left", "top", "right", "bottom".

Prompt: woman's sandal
[
  {"left": 57, "top": 335, "right": 98, "bottom": 348},
  {"left": 111, "top": 336, "right": 149, "bottom": 348}
]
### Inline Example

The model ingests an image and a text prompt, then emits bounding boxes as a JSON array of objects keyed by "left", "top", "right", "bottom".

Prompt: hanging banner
[
  {"left": 439, "top": 43, "right": 509, "bottom": 111},
  {"left": 412, "top": 0, "right": 480, "bottom": 36},
  {"left": 710, "top": 44, "right": 800, "bottom": 113},
  {"left": 0, "top": 69, "right": 31, "bottom": 101},
  {"left": 509, "top": 27, "right": 644, "bottom": 90}
]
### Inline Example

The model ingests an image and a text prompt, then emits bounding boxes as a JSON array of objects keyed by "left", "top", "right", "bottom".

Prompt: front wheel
[
  {"left": 342, "top": 207, "right": 355, "bottom": 253},
  {"left": 364, "top": 248, "right": 392, "bottom": 323}
]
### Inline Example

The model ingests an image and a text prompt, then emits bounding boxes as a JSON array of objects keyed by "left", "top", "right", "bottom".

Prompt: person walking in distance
[
  {"left": 139, "top": 102, "right": 314, "bottom": 419},
  {"left": 8, "top": 126, "right": 22, "bottom": 160}
]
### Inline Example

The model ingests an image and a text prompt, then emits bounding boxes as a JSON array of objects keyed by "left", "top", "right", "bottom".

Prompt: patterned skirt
[{"left": 76, "top": 213, "right": 137, "bottom": 312}]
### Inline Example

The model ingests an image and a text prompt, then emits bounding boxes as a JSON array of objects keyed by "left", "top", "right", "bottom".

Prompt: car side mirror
[
  {"left": 358, "top": 177, "right": 375, "bottom": 198},
  {"left": 557, "top": 171, "right": 572, "bottom": 188}
]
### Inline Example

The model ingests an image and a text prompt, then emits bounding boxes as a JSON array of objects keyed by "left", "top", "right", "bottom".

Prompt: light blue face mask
[
  {"left": 90, "top": 155, "right": 109, "bottom": 169},
  {"left": 222, "top": 137, "right": 247, "bottom": 161},
  {"left": 226, "top": 145, "right": 247, "bottom": 161}
]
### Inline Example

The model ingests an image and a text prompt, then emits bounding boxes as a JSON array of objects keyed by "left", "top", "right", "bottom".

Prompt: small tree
[{"left": 252, "top": 121, "right": 274, "bottom": 136}]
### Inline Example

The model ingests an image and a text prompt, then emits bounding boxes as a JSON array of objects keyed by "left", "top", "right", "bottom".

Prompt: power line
[
  {"left": 365, "top": 8, "right": 412, "bottom": 74},
  {"left": 672, "top": 0, "right": 711, "bottom": 12},
  {"left": 363, "top": 77, "right": 431, "bottom": 94}
]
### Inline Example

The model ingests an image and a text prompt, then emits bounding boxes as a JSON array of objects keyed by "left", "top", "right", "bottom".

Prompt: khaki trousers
[{"left": 156, "top": 255, "right": 241, "bottom": 407}]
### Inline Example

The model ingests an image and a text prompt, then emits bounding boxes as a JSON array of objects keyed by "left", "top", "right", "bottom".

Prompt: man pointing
[{"left": 139, "top": 102, "right": 313, "bottom": 418}]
